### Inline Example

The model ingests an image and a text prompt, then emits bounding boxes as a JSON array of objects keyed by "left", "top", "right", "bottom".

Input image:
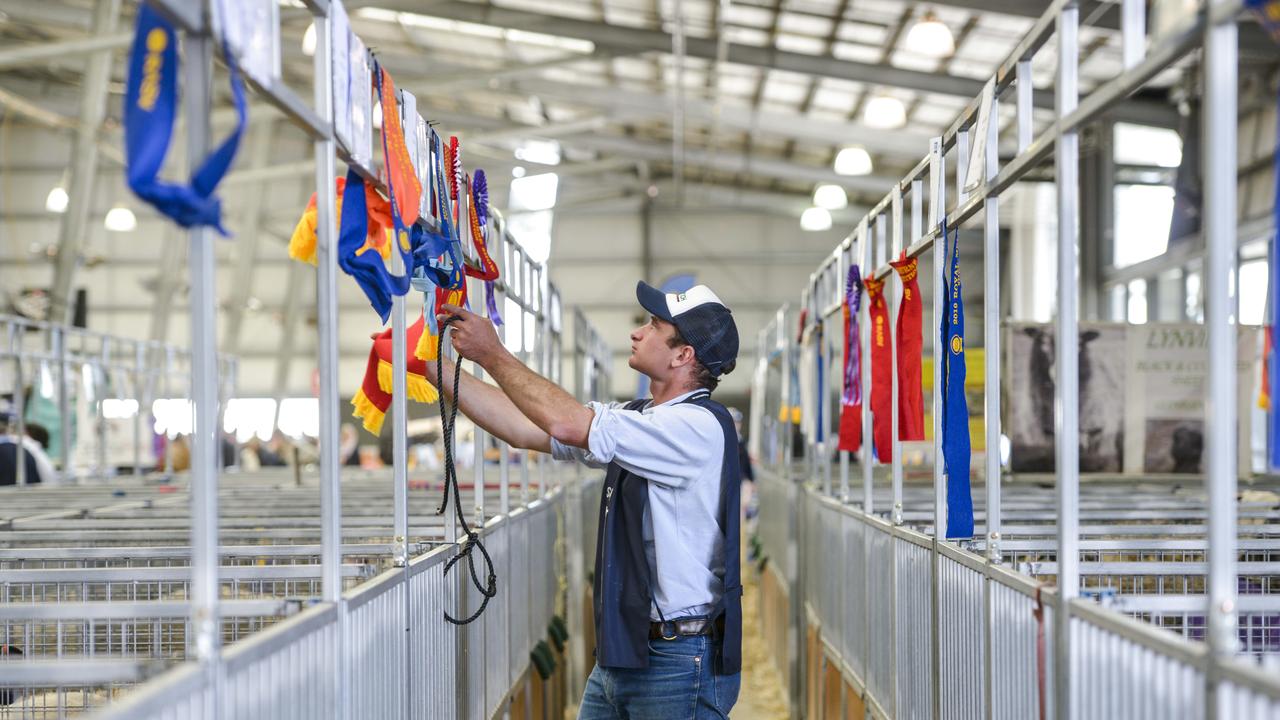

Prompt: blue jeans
[{"left": 578, "top": 635, "right": 741, "bottom": 719}]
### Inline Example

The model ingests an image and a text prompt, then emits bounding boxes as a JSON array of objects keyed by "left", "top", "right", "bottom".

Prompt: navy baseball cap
[{"left": 636, "top": 282, "right": 739, "bottom": 376}]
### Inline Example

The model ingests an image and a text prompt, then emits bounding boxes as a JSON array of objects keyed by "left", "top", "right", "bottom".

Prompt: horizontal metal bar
[
  {"left": 0, "top": 599, "right": 295, "bottom": 621},
  {"left": 1107, "top": 594, "right": 1280, "bottom": 614},
  {"left": 1017, "top": 561, "right": 1280, "bottom": 576},
  {"left": 0, "top": 564, "right": 368, "bottom": 583},
  {"left": 0, "top": 543, "right": 393, "bottom": 560},
  {"left": 0, "top": 659, "right": 161, "bottom": 686}
]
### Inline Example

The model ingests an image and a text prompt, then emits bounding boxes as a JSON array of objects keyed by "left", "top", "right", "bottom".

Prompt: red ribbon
[
  {"left": 891, "top": 257, "right": 926, "bottom": 441},
  {"left": 865, "top": 276, "right": 892, "bottom": 463}
]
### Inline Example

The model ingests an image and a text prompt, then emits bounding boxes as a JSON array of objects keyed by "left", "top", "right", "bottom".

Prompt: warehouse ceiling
[{"left": 0, "top": 0, "right": 1273, "bottom": 399}]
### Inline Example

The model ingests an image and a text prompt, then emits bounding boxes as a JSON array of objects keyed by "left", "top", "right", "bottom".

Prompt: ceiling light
[
  {"left": 104, "top": 206, "right": 137, "bottom": 232},
  {"left": 800, "top": 207, "right": 832, "bottom": 232},
  {"left": 372, "top": 102, "right": 382, "bottom": 130},
  {"left": 302, "top": 22, "right": 317, "bottom": 57},
  {"left": 45, "top": 186, "right": 69, "bottom": 214},
  {"left": 834, "top": 146, "right": 873, "bottom": 176},
  {"left": 905, "top": 11, "right": 955, "bottom": 58},
  {"left": 864, "top": 95, "right": 906, "bottom": 129},
  {"left": 512, "top": 166, "right": 526, "bottom": 178},
  {"left": 813, "top": 184, "right": 848, "bottom": 211}
]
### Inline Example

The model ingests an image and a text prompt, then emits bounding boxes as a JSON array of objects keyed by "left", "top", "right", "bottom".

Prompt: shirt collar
[{"left": 648, "top": 389, "right": 710, "bottom": 409}]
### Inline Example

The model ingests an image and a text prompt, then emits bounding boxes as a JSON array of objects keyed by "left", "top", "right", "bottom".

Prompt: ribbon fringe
[
  {"left": 350, "top": 388, "right": 386, "bottom": 435},
  {"left": 376, "top": 360, "right": 439, "bottom": 403}
]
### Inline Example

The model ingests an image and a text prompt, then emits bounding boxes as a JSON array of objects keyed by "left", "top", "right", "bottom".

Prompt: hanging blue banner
[
  {"left": 123, "top": 3, "right": 246, "bottom": 234},
  {"left": 1269, "top": 87, "right": 1280, "bottom": 471},
  {"left": 940, "top": 220, "right": 973, "bottom": 539}
]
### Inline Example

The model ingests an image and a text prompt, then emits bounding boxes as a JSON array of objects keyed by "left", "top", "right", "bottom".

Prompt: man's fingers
[{"left": 440, "top": 304, "right": 466, "bottom": 316}]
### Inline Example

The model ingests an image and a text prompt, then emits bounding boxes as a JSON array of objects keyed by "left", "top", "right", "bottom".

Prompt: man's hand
[{"left": 438, "top": 304, "right": 508, "bottom": 369}]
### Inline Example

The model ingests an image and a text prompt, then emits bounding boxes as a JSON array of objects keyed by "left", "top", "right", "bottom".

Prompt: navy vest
[{"left": 591, "top": 392, "right": 743, "bottom": 674}]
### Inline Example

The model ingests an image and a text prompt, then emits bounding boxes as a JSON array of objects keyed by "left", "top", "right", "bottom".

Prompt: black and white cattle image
[{"left": 1005, "top": 323, "right": 1127, "bottom": 473}]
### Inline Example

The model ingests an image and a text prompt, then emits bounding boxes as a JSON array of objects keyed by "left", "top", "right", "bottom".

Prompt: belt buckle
[{"left": 661, "top": 622, "right": 678, "bottom": 641}]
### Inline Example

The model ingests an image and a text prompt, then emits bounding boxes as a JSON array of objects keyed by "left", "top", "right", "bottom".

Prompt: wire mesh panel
[{"left": 895, "top": 535, "right": 932, "bottom": 720}]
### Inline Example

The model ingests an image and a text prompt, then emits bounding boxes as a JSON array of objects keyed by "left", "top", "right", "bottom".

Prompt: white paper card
[
  {"left": 331, "top": 0, "right": 351, "bottom": 152},
  {"left": 219, "top": 0, "right": 279, "bottom": 89},
  {"left": 349, "top": 34, "right": 372, "bottom": 171},
  {"left": 400, "top": 90, "right": 418, "bottom": 178},
  {"left": 416, "top": 117, "right": 431, "bottom": 221},
  {"left": 964, "top": 78, "right": 995, "bottom": 193}
]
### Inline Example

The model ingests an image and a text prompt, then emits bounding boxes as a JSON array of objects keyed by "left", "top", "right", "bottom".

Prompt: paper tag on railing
[
  {"left": 349, "top": 34, "right": 373, "bottom": 170},
  {"left": 218, "top": 0, "right": 280, "bottom": 89},
  {"left": 331, "top": 0, "right": 352, "bottom": 151},
  {"left": 964, "top": 78, "right": 995, "bottom": 194},
  {"left": 929, "top": 138, "right": 944, "bottom": 227}
]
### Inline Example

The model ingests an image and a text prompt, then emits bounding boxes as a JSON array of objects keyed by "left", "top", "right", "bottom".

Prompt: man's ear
[{"left": 671, "top": 343, "right": 697, "bottom": 369}]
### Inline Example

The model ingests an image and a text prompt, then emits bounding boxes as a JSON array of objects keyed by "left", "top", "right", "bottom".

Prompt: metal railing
[{"left": 747, "top": 0, "right": 1280, "bottom": 718}]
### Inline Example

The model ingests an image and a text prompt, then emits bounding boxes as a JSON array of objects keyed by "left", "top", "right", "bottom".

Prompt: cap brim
[{"left": 635, "top": 282, "right": 674, "bottom": 322}]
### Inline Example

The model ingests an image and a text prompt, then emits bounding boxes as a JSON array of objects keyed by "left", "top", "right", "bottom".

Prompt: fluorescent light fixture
[
  {"left": 833, "top": 146, "right": 873, "bottom": 176},
  {"left": 905, "top": 11, "right": 955, "bottom": 57},
  {"left": 813, "top": 184, "right": 848, "bottom": 210},
  {"left": 45, "top": 186, "right": 69, "bottom": 213},
  {"left": 302, "top": 22, "right": 317, "bottom": 57},
  {"left": 864, "top": 95, "right": 906, "bottom": 129},
  {"left": 800, "top": 206, "right": 832, "bottom": 232},
  {"left": 104, "top": 206, "right": 137, "bottom": 232},
  {"left": 512, "top": 166, "right": 526, "bottom": 178}
]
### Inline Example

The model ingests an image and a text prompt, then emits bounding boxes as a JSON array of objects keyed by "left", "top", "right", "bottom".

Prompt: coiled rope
[{"left": 436, "top": 315, "right": 497, "bottom": 624}]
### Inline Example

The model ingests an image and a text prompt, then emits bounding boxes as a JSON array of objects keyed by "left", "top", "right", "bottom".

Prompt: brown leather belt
[{"left": 648, "top": 616, "right": 724, "bottom": 641}]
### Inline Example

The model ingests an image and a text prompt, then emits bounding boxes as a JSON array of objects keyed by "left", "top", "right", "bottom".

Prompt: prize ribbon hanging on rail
[
  {"left": 939, "top": 219, "right": 973, "bottom": 539},
  {"left": 838, "top": 264, "right": 863, "bottom": 453},
  {"left": 350, "top": 315, "right": 439, "bottom": 435},
  {"left": 891, "top": 255, "right": 926, "bottom": 441},
  {"left": 865, "top": 276, "right": 892, "bottom": 463},
  {"left": 124, "top": 3, "right": 247, "bottom": 234}
]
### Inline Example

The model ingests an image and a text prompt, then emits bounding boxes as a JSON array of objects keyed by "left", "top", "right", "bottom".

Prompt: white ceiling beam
[{"left": 0, "top": 31, "right": 132, "bottom": 70}]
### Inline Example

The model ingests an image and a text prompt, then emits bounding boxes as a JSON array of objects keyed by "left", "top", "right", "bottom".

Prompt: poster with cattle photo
[
  {"left": 1122, "top": 324, "right": 1258, "bottom": 475},
  {"left": 1005, "top": 323, "right": 1127, "bottom": 473},
  {"left": 1005, "top": 322, "right": 1258, "bottom": 475}
]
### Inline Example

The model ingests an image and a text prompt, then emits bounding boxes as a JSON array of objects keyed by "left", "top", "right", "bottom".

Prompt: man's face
[{"left": 628, "top": 315, "right": 682, "bottom": 376}]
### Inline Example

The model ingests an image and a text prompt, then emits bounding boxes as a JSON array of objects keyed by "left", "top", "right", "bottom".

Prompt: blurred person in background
[
  {"left": 339, "top": 423, "right": 362, "bottom": 467},
  {"left": 0, "top": 421, "right": 57, "bottom": 486}
]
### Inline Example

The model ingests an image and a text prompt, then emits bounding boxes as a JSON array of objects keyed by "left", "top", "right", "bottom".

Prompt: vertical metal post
[
  {"left": 929, "top": 136, "right": 946, "bottom": 720},
  {"left": 96, "top": 342, "right": 109, "bottom": 479},
  {"left": 392, "top": 229, "right": 409, "bottom": 570},
  {"left": 133, "top": 342, "right": 143, "bottom": 477},
  {"left": 886, "top": 205, "right": 902, "bottom": 524},
  {"left": 1203, "top": 2, "right": 1238, "bottom": 716},
  {"left": 163, "top": 347, "right": 174, "bottom": 477},
  {"left": 183, "top": 32, "right": 221, "bottom": 713},
  {"left": 313, "top": 6, "right": 342, "bottom": 606},
  {"left": 984, "top": 94, "right": 1002, "bottom": 565},
  {"left": 859, "top": 221, "right": 873, "bottom": 514},
  {"left": 53, "top": 327, "right": 72, "bottom": 481},
  {"left": 9, "top": 322, "right": 26, "bottom": 487},
  {"left": 1054, "top": 8, "right": 1081, "bottom": 720}
]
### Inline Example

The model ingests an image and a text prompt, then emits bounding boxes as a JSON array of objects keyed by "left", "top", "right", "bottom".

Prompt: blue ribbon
[
  {"left": 1270, "top": 86, "right": 1280, "bottom": 471},
  {"left": 939, "top": 219, "right": 973, "bottom": 539},
  {"left": 123, "top": 3, "right": 246, "bottom": 235}
]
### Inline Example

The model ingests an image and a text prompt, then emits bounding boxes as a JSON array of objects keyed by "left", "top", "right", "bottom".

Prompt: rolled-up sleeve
[
  {"left": 586, "top": 401, "right": 723, "bottom": 488},
  {"left": 549, "top": 401, "right": 621, "bottom": 469}
]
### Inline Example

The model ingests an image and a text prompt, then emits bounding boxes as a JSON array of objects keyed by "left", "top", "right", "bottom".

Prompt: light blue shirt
[{"left": 551, "top": 390, "right": 726, "bottom": 620}]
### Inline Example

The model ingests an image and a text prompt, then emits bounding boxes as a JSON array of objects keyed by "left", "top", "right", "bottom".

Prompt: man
[
  {"left": 431, "top": 282, "right": 742, "bottom": 719},
  {"left": 0, "top": 422, "right": 58, "bottom": 486}
]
